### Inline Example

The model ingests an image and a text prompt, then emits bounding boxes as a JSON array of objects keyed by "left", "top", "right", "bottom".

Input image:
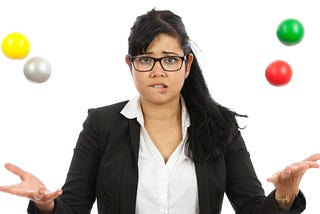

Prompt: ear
[
  {"left": 185, "top": 53, "right": 194, "bottom": 78},
  {"left": 125, "top": 55, "right": 132, "bottom": 71}
]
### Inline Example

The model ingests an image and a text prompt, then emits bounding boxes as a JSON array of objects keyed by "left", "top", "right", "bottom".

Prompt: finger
[
  {"left": 267, "top": 155, "right": 320, "bottom": 184},
  {"left": 34, "top": 188, "right": 63, "bottom": 202},
  {"left": 267, "top": 170, "right": 283, "bottom": 183},
  {"left": 267, "top": 177, "right": 276, "bottom": 183},
  {"left": 8, "top": 187, "right": 46, "bottom": 201},
  {"left": 304, "top": 153, "right": 320, "bottom": 162},
  {"left": 280, "top": 165, "right": 307, "bottom": 181},
  {"left": 10, "top": 188, "right": 35, "bottom": 198},
  {"left": 43, "top": 189, "right": 63, "bottom": 200},
  {"left": 4, "top": 163, "right": 27, "bottom": 179},
  {"left": 269, "top": 166, "right": 295, "bottom": 183},
  {"left": 29, "top": 187, "right": 47, "bottom": 202},
  {"left": 34, "top": 186, "right": 49, "bottom": 201},
  {"left": 303, "top": 161, "right": 319, "bottom": 169},
  {"left": 290, "top": 161, "right": 319, "bottom": 174},
  {"left": 0, "top": 185, "right": 11, "bottom": 193},
  {"left": 304, "top": 160, "right": 320, "bottom": 168}
]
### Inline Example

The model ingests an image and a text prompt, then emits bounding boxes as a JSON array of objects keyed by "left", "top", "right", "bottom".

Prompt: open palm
[
  {"left": 0, "top": 163, "right": 62, "bottom": 205},
  {"left": 267, "top": 153, "right": 320, "bottom": 196}
]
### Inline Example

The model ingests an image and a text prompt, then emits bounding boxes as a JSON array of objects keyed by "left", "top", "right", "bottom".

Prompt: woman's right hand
[{"left": 0, "top": 163, "right": 63, "bottom": 212}]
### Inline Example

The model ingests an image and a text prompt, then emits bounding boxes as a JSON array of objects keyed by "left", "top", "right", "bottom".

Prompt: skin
[
  {"left": 125, "top": 34, "right": 193, "bottom": 162},
  {"left": 0, "top": 33, "right": 319, "bottom": 212},
  {"left": 267, "top": 153, "right": 320, "bottom": 209},
  {"left": 126, "top": 34, "right": 193, "bottom": 108},
  {"left": 0, "top": 163, "right": 61, "bottom": 213}
]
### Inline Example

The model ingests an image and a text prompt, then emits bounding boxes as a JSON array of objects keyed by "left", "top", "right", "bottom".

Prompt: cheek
[
  {"left": 172, "top": 73, "right": 187, "bottom": 89},
  {"left": 131, "top": 73, "right": 145, "bottom": 89}
]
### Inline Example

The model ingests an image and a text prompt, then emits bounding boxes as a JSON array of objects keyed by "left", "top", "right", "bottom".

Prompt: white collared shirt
[{"left": 121, "top": 96, "right": 199, "bottom": 214}]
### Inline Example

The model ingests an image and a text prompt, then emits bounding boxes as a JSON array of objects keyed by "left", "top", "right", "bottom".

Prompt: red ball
[{"left": 265, "top": 60, "right": 292, "bottom": 86}]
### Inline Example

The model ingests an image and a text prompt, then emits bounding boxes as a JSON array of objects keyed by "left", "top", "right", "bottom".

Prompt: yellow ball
[{"left": 2, "top": 32, "right": 30, "bottom": 59}]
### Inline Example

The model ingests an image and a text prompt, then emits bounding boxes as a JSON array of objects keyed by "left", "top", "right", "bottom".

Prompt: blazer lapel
[
  {"left": 195, "top": 161, "right": 211, "bottom": 214},
  {"left": 119, "top": 119, "right": 140, "bottom": 214},
  {"left": 129, "top": 119, "right": 140, "bottom": 162}
]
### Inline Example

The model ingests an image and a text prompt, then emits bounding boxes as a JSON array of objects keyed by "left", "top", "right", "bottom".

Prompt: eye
[
  {"left": 137, "top": 56, "right": 153, "bottom": 64},
  {"left": 163, "top": 56, "right": 178, "bottom": 64}
]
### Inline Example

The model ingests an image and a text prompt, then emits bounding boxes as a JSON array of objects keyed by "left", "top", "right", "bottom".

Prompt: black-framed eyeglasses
[{"left": 129, "top": 55, "right": 187, "bottom": 72}]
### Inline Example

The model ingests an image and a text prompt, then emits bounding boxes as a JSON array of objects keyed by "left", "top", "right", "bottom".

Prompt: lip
[
  {"left": 149, "top": 83, "right": 168, "bottom": 88},
  {"left": 149, "top": 83, "right": 168, "bottom": 92}
]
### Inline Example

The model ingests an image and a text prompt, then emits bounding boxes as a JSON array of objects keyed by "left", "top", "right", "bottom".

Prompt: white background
[{"left": 0, "top": 0, "right": 319, "bottom": 213}]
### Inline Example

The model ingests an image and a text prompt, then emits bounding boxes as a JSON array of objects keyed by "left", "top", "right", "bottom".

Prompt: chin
[{"left": 143, "top": 95, "right": 179, "bottom": 106}]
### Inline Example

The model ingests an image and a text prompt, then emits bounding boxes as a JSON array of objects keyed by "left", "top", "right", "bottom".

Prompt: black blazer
[{"left": 28, "top": 101, "right": 306, "bottom": 214}]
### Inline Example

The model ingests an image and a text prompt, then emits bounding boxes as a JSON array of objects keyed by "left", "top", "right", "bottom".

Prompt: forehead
[{"left": 146, "top": 34, "right": 183, "bottom": 54}]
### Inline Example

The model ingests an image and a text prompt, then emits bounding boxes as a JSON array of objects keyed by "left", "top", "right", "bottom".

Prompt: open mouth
[{"left": 151, "top": 84, "right": 168, "bottom": 88}]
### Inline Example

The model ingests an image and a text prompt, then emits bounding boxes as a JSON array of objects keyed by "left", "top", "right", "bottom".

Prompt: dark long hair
[{"left": 128, "top": 9, "right": 245, "bottom": 162}]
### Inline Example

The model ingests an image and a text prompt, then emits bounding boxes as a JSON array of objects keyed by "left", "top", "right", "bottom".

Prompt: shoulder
[
  {"left": 86, "top": 100, "right": 130, "bottom": 124},
  {"left": 90, "top": 100, "right": 129, "bottom": 114}
]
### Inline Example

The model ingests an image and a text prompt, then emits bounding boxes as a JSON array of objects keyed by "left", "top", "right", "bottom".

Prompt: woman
[{"left": 1, "top": 9, "right": 319, "bottom": 214}]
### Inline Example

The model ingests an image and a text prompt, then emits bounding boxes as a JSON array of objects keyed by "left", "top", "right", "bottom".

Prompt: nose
[{"left": 150, "top": 61, "right": 166, "bottom": 77}]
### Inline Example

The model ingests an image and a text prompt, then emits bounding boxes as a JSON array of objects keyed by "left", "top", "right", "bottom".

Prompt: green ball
[{"left": 276, "top": 18, "right": 304, "bottom": 46}]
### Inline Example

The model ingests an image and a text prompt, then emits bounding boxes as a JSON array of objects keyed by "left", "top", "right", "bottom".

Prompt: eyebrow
[{"left": 143, "top": 50, "right": 181, "bottom": 55}]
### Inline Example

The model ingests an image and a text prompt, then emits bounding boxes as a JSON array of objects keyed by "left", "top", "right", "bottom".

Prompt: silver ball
[{"left": 23, "top": 57, "right": 51, "bottom": 83}]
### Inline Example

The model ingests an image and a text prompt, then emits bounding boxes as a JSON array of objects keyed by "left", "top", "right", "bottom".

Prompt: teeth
[{"left": 153, "top": 85, "right": 164, "bottom": 88}]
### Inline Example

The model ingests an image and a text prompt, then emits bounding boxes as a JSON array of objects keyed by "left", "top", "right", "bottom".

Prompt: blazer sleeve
[
  {"left": 225, "top": 130, "right": 306, "bottom": 214},
  {"left": 27, "top": 108, "right": 102, "bottom": 214}
]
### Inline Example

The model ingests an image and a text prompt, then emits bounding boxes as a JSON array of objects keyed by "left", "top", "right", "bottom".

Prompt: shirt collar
[{"left": 120, "top": 95, "right": 190, "bottom": 130}]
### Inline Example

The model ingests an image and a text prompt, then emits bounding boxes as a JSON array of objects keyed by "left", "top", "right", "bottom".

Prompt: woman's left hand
[{"left": 267, "top": 153, "right": 320, "bottom": 200}]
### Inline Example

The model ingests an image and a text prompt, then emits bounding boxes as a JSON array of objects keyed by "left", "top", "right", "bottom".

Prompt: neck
[{"left": 140, "top": 97, "right": 181, "bottom": 123}]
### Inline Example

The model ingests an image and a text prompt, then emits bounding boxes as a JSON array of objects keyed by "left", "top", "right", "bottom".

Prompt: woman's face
[{"left": 126, "top": 34, "right": 193, "bottom": 106}]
